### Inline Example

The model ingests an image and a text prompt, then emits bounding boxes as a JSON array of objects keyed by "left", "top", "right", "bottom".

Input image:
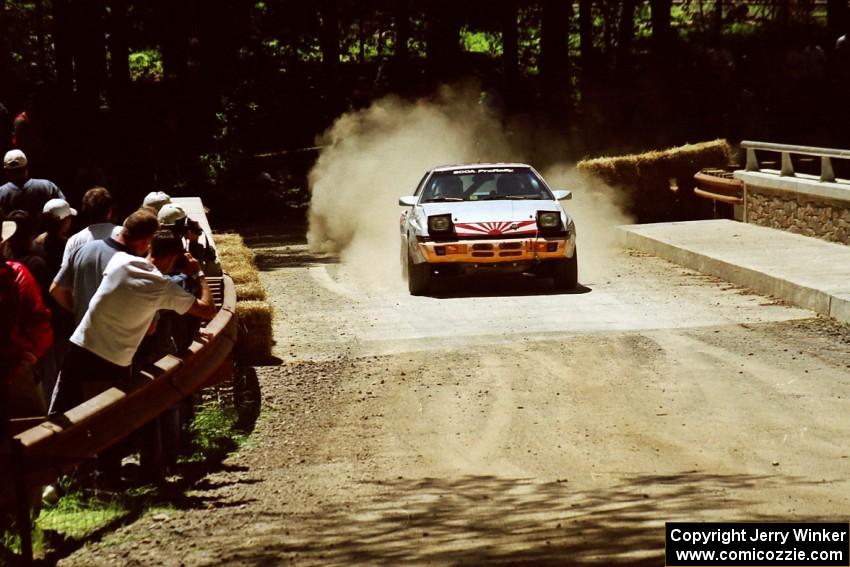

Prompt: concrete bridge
[{"left": 620, "top": 140, "right": 850, "bottom": 325}]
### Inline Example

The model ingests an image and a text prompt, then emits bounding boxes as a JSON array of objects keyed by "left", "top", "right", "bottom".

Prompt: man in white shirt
[
  {"left": 49, "top": 229, "right": 215, "bottom": 415},
  {"left": 51, "top": 208, "right": 158, "bottom": 328},
  {"left": 61, "top": 186, "right": 117, "bottom": 267}
]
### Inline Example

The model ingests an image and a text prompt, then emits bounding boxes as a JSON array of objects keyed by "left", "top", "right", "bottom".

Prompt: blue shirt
[
  {"left": 0, "top": 178, "right": 65, "bottom": 219},
  {"left": 54, "top": 237, "right": 130, "bottom": 326}
]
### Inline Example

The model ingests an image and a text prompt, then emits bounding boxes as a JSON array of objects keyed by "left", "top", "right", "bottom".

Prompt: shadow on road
[
  {"left": 253, "top": 248, "right": 339, "bottom": 271},
  {"left": 241, "top": 232, "right": 340, "bottom": 272},
  {"left": 429, "top": 274, "right": 593, "bottom": 299},
  {"left": 210, "top": 471, "right": 833, "bottom": 566}
]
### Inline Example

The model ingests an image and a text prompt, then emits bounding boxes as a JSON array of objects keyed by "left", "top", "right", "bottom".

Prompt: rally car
[{"left": 398, "top": 163, "right": 577, "bottom": 295}]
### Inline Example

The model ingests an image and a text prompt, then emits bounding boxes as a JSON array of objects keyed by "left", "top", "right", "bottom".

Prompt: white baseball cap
[
  {"left": 158, "top": 203, "right": 187, "bottom": 225},
  {"left": 4, "top": 149, "right": 27, "bottom": 170},
  {"left": 1, "top": 220, "right": 15, "bottom": 241},
  {"left": 143, "top": 191, "right": 171, "bottom": 212},
  {"left": 43, "top": 198, "right": 78, "bottom": 220}
]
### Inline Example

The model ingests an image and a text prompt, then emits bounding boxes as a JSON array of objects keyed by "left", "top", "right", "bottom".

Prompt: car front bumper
[{"left": 417, "top": 236, "right": 572, "bottom": 264}]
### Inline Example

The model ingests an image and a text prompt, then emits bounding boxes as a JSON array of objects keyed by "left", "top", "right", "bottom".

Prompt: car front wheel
[
  {"left": 553, "top": 248, "right": 578, "bottom": 290},
  {"left": 407, "top": 252, "right": 431, "bottom": 295}
]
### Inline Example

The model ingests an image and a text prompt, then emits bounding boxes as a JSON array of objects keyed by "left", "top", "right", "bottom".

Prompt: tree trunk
[
  {"left": 109, "top": 0, "right": 130, "bottom": 105},
  {"left": 714, "top": 0, "right": 723, "bottom": 36},
  {"left": 427, "top": 0, "right": 461, "bottom": 79},
  {"left": 157, "top": 0, "right": 189, "bottom": 83},
  {"left": 0, "top": 0, "right": 8, "bottom": 98},
  {"left": 52, "top": 0, "right": 74, "bottom": 100},
  {"left": 778, "top": 0, "right": 790, "bottom": 27},
  {"left": 35, "top": 0, "right": 47, "bottom": 81},
  {"left": 73, "top": 0, "right": 107, "bottom": 112},
  {"left": 617, "top": 0, "right": 637, "bottom": 67},
  {"left": 579, "top": 0, "right": 594, "bottom": 69},
  {"left": 650, "top": 0, "right": 673, "bottom": 54},
  {"left": 395, "top": 0, "right": 409, "bottom": 64},
  {"left": 540, "top": 0, "right": 571, "bottom": 111},
  {"left": 319, "top": 0, "right": 340, "bottom": 81},
  {"left": 502, "top": 0, "right": 518, "bottom": 84},
  {"left": 828, "top": 0, "right": 848, "bottom": 39}
]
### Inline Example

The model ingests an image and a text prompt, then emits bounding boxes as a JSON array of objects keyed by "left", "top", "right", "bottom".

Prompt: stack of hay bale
[
  {"left": 577, "top": 139, "right": 732, "bottom": 223},
  {"left": 213, "top": 233, "right": 274, "bottom": 364}
]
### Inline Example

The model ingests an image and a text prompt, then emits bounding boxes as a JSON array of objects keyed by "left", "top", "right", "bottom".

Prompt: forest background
[{"left": 2, "top": 0, "right": 848, "bottom": 223}]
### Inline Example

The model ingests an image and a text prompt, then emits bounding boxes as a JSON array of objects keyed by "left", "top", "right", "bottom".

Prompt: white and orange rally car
[{"left": 399, "top": 163, "right": 577, "bottom": 295}]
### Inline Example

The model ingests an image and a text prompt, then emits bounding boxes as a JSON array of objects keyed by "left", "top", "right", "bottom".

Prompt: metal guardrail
[
  {"left": 741, "top": 140, "right": 850, "bottom": 183},
  {"left": 0, "top": 273, "right": 236, "bottom": 558},
  {"left": 693, "top": 168, "right": 744, "bottom": 206},
  {"left": 0, "top": 203, "right": 239, "bottom": 561}
]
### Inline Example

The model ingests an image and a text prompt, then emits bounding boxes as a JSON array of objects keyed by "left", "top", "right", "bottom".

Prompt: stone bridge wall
[{"left": 734, "top": 171, "right": 850, "bottom": 245}]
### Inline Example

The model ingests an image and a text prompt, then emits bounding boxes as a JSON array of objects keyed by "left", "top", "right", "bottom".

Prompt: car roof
[{"left": 430, "top": 163, "right": 532, "bottom": 173}]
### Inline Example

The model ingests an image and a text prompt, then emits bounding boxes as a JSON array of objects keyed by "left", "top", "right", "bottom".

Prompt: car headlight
[
  {"left": 428, "top": 214, "right": 453, "bottom": 233},
  {"left": 536, "top": 211, "right": 561, "bottom": 230}
]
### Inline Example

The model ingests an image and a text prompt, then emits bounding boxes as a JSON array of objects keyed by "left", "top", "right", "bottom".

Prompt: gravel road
[{"left": 62, "top": 231, "right": 850, "bottom": 566}]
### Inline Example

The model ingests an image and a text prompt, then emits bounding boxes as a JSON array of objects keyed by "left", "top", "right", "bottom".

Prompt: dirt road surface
[{"left": 64, "top": 232, "right": 850, "bottom": 566}]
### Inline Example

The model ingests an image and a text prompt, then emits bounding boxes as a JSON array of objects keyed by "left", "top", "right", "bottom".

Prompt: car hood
[
  {"left": 421, "top": 200, "right": 560, "bottom": 223},
  {"left": 421, "top": 200, "right": 567, "bottom": 237}
]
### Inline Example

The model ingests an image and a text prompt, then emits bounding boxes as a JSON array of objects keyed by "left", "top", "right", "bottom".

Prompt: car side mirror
[
  {"left": 553, "top": 190, "right": 572, "bottom": 201},
  {"left": 398, "top": 196, "right": 417, "bottom": 206}
]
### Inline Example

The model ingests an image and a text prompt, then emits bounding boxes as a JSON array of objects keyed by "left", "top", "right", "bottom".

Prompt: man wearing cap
[
  {"left": 37, "top": 198, "right": 77, "bottom": 276},
  {"left": 61, "top": 186, "right": 116, "bottom": 268},
  {"left": 0, "top": 149, "right": 65, "bottom": 220},
  {"left": 143, "top": 191, "right": 171, "bottom": 213}
]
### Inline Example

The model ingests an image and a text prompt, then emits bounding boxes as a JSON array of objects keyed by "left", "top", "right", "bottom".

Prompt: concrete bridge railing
[{"left": 735, "top": 141, "right": 850, "bottom": 245}]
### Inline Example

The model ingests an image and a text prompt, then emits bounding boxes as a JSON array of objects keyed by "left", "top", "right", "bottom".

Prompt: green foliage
[
  {"left": 517, "top": 4, "right": 542, "bottom": 75},
  {"left": 37, "top": 488, "right": 130, "bottom": 540},
  {"left": 462, "top": 28, "right": 501, "bottom": 56},
  {"left": 128, "top": 48, "right": 163, "bottom": 82},
  {"left": 184, "top": 400, "right": 246, "bottom": 461}
]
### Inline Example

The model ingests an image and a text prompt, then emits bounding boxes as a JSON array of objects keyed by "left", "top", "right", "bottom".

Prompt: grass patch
[
  {"left": 2, "top": 397, "right": 248, "bottom": 562},
  {"left": 182, "top": 400, "right": 246, "bottom": 462},
  {"left": 37, "top": 486, "right": 136, "bottom": 540}
]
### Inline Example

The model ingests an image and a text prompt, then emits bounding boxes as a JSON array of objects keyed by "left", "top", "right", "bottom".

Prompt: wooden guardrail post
[{"left": 12, "top": 437, "right": 33, "bottom": 564}]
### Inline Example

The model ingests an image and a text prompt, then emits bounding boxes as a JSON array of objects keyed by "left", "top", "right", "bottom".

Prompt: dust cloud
[
  {"left": 541, "top": 165, "right": 633, "bottom": 282},
  {"left": 307, "top": 86, "right": 632, "bottom": 290}
]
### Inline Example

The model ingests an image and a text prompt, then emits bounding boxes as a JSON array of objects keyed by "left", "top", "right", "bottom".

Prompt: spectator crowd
[{"left": 1, "top": 148, "right": 220, "bottom": 485}]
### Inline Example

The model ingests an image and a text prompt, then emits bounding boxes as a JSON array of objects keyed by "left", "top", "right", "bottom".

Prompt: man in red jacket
[{"left": 0, "top": 216, "right": 53, "bottom": 419}]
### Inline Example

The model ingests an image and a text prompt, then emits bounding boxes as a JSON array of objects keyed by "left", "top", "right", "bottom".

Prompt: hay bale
[
  {"left": 577, "top": 139, "right": 731, "bottom": 185},
  {"left": 212, "top": 232, "right": 261, "bottom": 284},
  {"left": 212, "top": 232, "right": 273, "bottom": 364},
  {"left": 576, "top": 139, "right": 732, "bottom": 222},
  {"left": 235, "top": 281, "right": 267, "bottom": 302},
  {"left": 212, "top": 232, "right": 244, "bottom": 249},
  {"left": 226, "top": 263, "right": 261, "bottom": 286},
  {"left": 235, "top": 300, "right": 274, "bottom": 363}
]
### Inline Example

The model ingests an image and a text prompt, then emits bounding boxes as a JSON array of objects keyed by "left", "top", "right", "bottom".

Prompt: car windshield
[{"left": 419, "top": 168, "right": 551, "bottom": 202}]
